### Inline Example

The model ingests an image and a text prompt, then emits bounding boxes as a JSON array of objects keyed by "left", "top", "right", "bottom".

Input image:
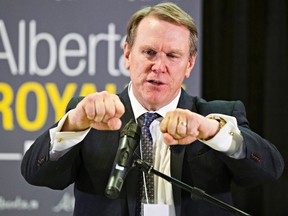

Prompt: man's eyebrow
[
  {"left": 169, "top": 49, "right": 184, "bottom": 54},
  {"left": 140, "top": 45, "right": 183, "bottom": 53},
  {"left": 140, "top": 45, "right": 155, "bottom": 50}
]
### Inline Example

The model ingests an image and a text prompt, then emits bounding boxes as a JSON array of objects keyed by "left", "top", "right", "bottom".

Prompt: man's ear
[{"left": 123, "top": 42, "right": 131, "bottom": 70}]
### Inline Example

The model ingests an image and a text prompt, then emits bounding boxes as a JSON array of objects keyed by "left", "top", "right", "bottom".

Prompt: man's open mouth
[{"left": 148, "top": 80, "right": 163, "bottom": 85}]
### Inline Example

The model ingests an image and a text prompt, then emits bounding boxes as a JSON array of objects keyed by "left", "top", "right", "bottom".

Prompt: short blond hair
[{"left": 126, "top": 2, "right": 198, "bottom": 57}]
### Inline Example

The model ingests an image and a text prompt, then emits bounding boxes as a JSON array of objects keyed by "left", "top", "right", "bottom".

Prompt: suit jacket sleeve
[
  {"left": 21, "top": 97, "right": 84, "bottom": 190},
  {"left": 197, "top": 99, "right": 284, "bottom": 186}
]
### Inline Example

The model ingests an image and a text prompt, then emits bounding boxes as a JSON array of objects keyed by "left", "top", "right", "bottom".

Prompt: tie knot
[{"left": 138, "top": 112, "right": 159, "bottom": 127}]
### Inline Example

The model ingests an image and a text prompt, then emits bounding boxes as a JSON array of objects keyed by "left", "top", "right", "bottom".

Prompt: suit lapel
[
  {"left": 171, "top": 89, "right": 197, "bottom": 216},
  {"left": 118, "top": 88, "right": 139, "bottom": 215}
]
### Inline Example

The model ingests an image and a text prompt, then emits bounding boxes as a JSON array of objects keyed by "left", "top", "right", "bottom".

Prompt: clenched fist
[
  {"left": 62, "top": 91, "right": 125, "bottom": 131},
  {"left": 160, "top": 108, "right": 220, "bottom": 145}
]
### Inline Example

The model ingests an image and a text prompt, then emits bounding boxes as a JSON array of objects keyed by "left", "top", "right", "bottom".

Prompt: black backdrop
[{"left": 202, "top": 0, "right": 287, "bottom": 215}]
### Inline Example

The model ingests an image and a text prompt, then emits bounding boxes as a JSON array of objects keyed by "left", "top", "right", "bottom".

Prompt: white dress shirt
[{"left": 49, "top": 83, "right": 244, "bottom": 205}]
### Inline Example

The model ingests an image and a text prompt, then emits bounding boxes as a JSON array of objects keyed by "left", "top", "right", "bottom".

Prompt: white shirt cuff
[
  {"left": 200, "top": 114, "right": 244, "bottom": 158},
  {"left": 49, "top": 111, "right": 90, "bottom": 155}
]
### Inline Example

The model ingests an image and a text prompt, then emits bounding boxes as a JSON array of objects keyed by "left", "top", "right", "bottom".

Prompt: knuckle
[{"left": 85, "top": 94, "right": 95, "bottom": 103}]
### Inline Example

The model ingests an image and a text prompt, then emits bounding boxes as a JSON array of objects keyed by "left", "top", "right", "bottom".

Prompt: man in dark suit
[{"left": 21, "top": 2, "right": 284, "bottom": 216}]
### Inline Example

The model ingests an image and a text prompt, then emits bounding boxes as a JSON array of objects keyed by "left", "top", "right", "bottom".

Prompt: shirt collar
[{"left": 128, "top": 82, "right": 181, "bottom": 120}]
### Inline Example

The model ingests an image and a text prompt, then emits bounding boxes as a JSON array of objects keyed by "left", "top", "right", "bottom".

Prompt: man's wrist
[
  {"left": 207, "top": 115, "right": 227, "bottom": 130},
  {"left": 199, "top": 115, "right": 227, "bottom": 141}
]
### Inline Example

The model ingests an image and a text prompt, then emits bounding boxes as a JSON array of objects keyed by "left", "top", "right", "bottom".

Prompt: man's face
[{"left": 124, "top": 16, "right": 196, "bottom": 111}]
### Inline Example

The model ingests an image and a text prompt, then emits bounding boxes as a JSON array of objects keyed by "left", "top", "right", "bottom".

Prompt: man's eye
[
  {"left": 144, "top": 50, "right": 156, "bottom": 56},
  {"left": 167, "top": 53, "right": 178, "bottom": 58}
]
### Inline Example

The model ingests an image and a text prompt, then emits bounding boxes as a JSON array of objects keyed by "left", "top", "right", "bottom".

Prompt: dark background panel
[{"left": 203, "top": 1, "right": 287, "bottom": 215}]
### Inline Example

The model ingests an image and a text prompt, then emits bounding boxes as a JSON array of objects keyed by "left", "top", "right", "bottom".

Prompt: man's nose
[{"left": 151, "top": 53, "right": 167, "bottom": 73}]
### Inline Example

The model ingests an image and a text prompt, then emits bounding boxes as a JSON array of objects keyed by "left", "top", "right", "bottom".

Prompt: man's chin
[{"left": 144, "top": 95, "right": 168, "bottom": 109}]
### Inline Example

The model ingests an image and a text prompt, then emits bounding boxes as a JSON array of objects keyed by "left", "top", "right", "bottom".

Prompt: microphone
[{"left": 105, "top": 119, "right": 141, "bottom": 199}]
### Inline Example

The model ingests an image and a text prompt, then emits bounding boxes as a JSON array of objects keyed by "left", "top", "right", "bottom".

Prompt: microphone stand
[{"left": 134, "top": 158, "right": 252, "bottom": 216}]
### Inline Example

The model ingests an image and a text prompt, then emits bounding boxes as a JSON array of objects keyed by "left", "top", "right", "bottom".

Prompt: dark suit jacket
[{"left": 21, "top": 88, "right": 284, "bottom": 216}]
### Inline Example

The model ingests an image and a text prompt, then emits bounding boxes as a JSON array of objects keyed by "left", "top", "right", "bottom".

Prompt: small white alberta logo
[{"left": 52, "top": 192, "right": 75, "bottom": 212}]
